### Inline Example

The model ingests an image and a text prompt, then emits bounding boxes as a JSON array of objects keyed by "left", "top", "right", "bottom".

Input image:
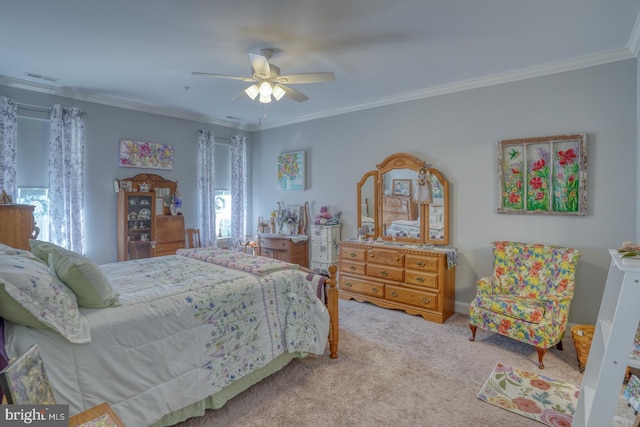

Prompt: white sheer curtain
[
  {"left": 230, "top": 135, "right": 247, "bottom": 249},
  {"left": 49, "top": 105, "right": 86, "bottom": 253},
  {"left": 197, "top": 129, "right": 216, "bottom": 247},
  {"left": 0, "top": 96, "right": 18, "bottom": 199}
]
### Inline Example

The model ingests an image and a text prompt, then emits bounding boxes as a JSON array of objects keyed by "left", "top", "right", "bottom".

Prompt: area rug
[{"left": 477, "top": 362, "right": 580, "bottom": 427}]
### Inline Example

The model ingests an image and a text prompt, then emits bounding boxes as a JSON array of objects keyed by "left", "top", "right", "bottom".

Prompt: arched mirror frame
[
  {"left": 377, "top": 153, "right": 426, "bottom": 244},
  {"left": 357, "top": 152, "right": 449, "bottom": 245},
  {"left": 357, "top": 170, "right": 377, "bottom": 238}
]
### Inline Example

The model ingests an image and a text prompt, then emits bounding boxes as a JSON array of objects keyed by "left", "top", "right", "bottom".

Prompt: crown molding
[
  {"left": 1, "top": 47, "right": 634, "bottom": 132},
  {"left": 258, "top": 47, "right": 635, "bottom": 130}
]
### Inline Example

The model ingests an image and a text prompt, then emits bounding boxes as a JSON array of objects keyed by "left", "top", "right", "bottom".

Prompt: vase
[
  {"left": 281, "top": 222, "right": 292, "bottom": 235},
  {"left": 319, "top": 218, "right": 328, "bottom": 225},
  {"left": 170, "top": 204, "right": 178, "bottom": 216}
]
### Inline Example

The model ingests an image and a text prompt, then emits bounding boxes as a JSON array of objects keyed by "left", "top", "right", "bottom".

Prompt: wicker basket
[
  {"left": 571, "top": 324, "right": 595, "bottom": 373},
  {"left": 571, "top": 324, "right": 631, "bottom": 380}
]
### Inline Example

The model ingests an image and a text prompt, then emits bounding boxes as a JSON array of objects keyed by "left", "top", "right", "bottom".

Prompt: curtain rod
[{"left": 17, "top": 102, "right": 50, "bottom": 113}]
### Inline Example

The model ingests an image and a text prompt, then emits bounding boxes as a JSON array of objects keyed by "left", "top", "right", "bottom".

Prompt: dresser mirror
[
  {"left": 357, "top": 171, "right": 377, "bottom": 237},
  {"left": 357, "top": 152, "right": 449, "bottom": 245}
]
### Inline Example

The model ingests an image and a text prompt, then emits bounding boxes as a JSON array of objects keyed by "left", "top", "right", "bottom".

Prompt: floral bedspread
[
  {"left": 4, "top": 255, "right": 329, "bottom": 427},
  {"left": 177, "top": 247, "right": 299, "bottom": 275}
]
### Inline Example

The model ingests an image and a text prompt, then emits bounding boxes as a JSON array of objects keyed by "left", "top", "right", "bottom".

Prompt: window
[
  {"left": 214, "top": 143, "right": 232, "bottom": 238},
  {"left": 215, "top": 190, "right": 231, "bottom": 238},
  {"left": 17, "top": 113, "right": 50, "bottom": 241},
  {"left": 17, "top": 188, "right": 50, "bottom": 241}
]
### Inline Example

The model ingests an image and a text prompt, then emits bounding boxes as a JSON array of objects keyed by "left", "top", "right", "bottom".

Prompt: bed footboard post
[{"left": 327, "top": 264, "right": 339, "bottom": 358}]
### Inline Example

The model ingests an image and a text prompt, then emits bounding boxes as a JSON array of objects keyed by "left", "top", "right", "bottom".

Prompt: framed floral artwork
[
  {"left": 497, "top": 134, "right": 587, "bottom": 215},
  {"left": 277, "top": 151, "right": 306, "bottom": 191},
  {"left": 118, "top": 139, "right": 173, "bottom": 170}
]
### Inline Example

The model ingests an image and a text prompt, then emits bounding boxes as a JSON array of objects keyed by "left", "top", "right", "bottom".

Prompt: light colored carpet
[{"left": 174, "top": 299, "right": 636, "bottom": 427}]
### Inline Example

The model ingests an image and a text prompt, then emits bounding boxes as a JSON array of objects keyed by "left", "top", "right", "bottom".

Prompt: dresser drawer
[
  {"left": 368, "top": 249, "right": 404, "bottom": 267},
  {"left": 340, "top": 260, "right": 366, "bottom": 275},
  {"left": 405, "top": 270, "right": 439, "bottom": 290},
  {"left": 340, "top": 275, "right": 384, "bottom": 298},
  {"left": 155, "top": 241, "right": 186, "bottom": 256},
  {"left": 156, "top": 215, "right": 185, "bottom": 241},
  {"left": 341, "top": 246, "right": 367, "bottom": 262},
  {"left": 386, "top": 285, "right": 438, "bottom": 310},
  {"left": 260, "top": 237, "right": 290, "bottom": 250},
  {"left": 367, "top": 264, "right": 404, "bottom": 282},
  {"left": 405, "top": 255, "right": 440, "bottom": 273}
]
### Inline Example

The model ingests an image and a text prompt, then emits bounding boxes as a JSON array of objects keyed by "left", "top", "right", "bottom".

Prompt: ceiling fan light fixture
[
  {"left": 244, "top": 84, "right": 259, "bottom": 100},
  {"left": 259, "top": 94, "right": 272, "bottom": 104},
  {"left": 272, "top": 85, "right": 286, "bottom": 101},
  {"left": 259, "top": 81, "right": 273, "bottom": 97}
]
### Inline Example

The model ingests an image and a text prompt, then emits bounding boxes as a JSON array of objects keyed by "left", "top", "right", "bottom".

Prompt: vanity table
[{"left": 342, "top": 152, "right": 455, "bottom": 323}]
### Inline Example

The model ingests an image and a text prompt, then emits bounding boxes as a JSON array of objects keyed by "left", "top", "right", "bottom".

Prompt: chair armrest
[{"left": 475, "top": 276, "right": 500, "bottom": 295}]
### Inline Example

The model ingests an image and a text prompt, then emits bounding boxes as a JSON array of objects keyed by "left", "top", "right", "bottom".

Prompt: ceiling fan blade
[
  {"left": 279, "top": 84, "right": 309, "bottom": 102},
  {"left": 191, "top": 72, "right": 255, "bottom": 82},
  {"left": 275, "top": 72, "right": 335, "bottom": 84},
  {"left": 249, "top": 53, "right": 271, "bottom": 79}
]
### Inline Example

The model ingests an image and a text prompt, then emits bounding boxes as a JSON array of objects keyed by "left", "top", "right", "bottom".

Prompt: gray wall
[
  {"left": 252, "top": 59, "right": 637, "bottom": 324},
  {"left": 0, "top": 85, "right": 252, "bottom": 264},
  {"left": 1, "top": 58, "right": 636, "bottom": 324}
]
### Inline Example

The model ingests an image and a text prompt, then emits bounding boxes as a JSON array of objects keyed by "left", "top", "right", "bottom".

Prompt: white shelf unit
[{"left": 573, "top": 249, "right": 640, "bottom": 427}]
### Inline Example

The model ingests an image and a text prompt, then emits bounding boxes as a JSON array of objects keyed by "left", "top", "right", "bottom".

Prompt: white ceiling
[{"left": 2, "top": 1, "right": 639, "bottom": 131}]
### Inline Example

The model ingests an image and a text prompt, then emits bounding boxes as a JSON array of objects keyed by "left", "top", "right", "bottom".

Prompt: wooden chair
[{"left": 185, "top": 228, "right": 201, "bottom": 248}]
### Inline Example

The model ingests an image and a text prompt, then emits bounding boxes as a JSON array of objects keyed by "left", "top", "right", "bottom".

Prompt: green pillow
[
  {"left": 30, "top": 240, "right": 119, "bottom": 308},
  {"left": 0, "top": 254, "right": 91, "bottom": 343}
]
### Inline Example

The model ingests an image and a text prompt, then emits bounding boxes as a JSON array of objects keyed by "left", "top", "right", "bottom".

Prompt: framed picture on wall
[
  {"left": 392, "top": 179, "right": 412, "bottom": 197},
  {"left": 497, "top": 133, "right": 587, "bottom": 215},
  {"left": 277, "top": 151, "right": 306, "bottom": 191}
]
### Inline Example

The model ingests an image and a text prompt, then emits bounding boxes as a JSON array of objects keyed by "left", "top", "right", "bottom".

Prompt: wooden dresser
[
  {"left": 338, "top": 240, "right": 456, "bottom": 323},
  {"left": 0, "top": 204, "right": 38, "bottom": 250},
  {"left": 155, "top": 215, "right": 186, "bottom": 256},
  {"left": 258, "top": 234, "right": 309, "bottom": 267},
  {"left": 382, "top": 195, "right": 418, "bottom": 230}
]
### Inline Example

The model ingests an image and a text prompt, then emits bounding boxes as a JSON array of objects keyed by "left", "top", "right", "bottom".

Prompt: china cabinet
[
  {"left": 0, "top": 204, "right": 39, "bottom": 250},
  {"left": 344, "top": 152, "right": 456, "bottom": 323},
  {"left": 116, "top": 174, "right": 185, "bottom": 261},
  {"left": 310, "top": 224, "right": 341, "bottom": 274},
  {"left": 573, "top": 250, "right": 640, "bottom": 426}
]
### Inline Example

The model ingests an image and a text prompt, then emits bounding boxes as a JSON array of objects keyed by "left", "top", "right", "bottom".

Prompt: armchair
[{"left": 469, "top": 241, "right": 582, "bottom": 368}]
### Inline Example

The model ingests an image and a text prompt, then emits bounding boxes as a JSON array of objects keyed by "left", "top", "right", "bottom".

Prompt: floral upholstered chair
[{"left": 469, "top": 241, "right": 582, "bottom": 368}]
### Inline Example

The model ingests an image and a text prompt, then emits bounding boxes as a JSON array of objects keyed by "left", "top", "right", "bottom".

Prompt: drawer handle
[
  {"left": 394, "top": 257, "right": 400, "bottom": 261},
  {"left": 417, "top": 261, "right": 426, "bottom": 267},
  {"left": 370, "top": 254, "right": 375, "bottom": 258},
  {"left": 345, "top": 282, "right": 353, "bottom": 288},
  {"left": 371, "top": 287, "right": 379, "bottom": 294},
  {"left": 391, "top": 291, "right": 398, "bottom": 297},
  {"left": 349, "top": 252, "right": 358, "bottom": 258},
  {"left": 349, "top": 265, "right": 357, "bottom": 271},
  {"left": 417, "top": 277, "right": 424, "bottom": 283},
  {"left": 422, "top": 297, "right": 431, "bottom": 305},
  {"left": 380, "top": 270, "right": 389, "bottom": 277}
]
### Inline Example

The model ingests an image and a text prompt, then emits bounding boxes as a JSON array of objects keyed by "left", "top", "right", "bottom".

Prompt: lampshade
[
  {"left": 244, "top": 84, "right": 259, "bottom": 100},
  {"left": 272, "top": 84, "right": 286, "bottom": 101},
  {"left": 259, "top": 94, "right": 272, "bottom": 103}
]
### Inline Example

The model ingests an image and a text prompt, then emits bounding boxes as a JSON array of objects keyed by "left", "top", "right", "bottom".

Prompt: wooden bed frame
[{"left": 301, "top": 264, "right": 339, "bottom": 359}]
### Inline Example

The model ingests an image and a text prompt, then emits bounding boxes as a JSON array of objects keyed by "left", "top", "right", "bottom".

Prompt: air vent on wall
[{"left": 24, "top": 72, "right": 59, "bottom": 83}]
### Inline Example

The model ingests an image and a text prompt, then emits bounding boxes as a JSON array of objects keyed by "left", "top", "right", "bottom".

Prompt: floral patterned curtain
[
  {"left": 197, "top": 129, "right": 216, "bottom": 247},
  {"left": 0, "top": 96, "right": 18, "bottom": 199},
  {"left": 230, "top": 135, "right": 246, "bottom": 249},
  {"left": 49, "top": 105, "right": 86, "bottom": 253}
]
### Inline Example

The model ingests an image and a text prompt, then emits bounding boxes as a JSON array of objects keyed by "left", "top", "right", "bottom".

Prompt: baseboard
[{"left": 454, "top": 300, "right": 470, "bottom": 315}]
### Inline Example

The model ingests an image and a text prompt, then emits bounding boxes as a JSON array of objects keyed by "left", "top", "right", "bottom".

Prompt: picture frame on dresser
[{"left": 392, "top": 179, "right": 412, "bottom": 196}]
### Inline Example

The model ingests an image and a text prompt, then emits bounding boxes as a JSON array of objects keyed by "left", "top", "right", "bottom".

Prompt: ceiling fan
[{"left": 192, "top": 48, "right": 335, "bottom": 104}]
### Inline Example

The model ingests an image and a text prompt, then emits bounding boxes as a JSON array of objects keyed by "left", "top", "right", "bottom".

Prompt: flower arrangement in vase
[
  {"left": 276, "top": 209, "right": 298, "bottom": 234},
  {"left": 618, "top": 241, "right": 640, "bottom": 258}
]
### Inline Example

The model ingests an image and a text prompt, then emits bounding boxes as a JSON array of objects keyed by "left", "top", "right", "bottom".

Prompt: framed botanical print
[
  {"left": 497, "top": 134, "right": 587, "bottom": 215},
  {"left": 277, "top": 151, "right": 306, "bottom": 191}
]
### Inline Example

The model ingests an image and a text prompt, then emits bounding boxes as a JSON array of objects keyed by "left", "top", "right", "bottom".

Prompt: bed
[
  {"left": 385, "top": 219, "right": 421, "bottom": 239},
  {"left": 0, "top": 243, "right": 338, "bottom": 426}
]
